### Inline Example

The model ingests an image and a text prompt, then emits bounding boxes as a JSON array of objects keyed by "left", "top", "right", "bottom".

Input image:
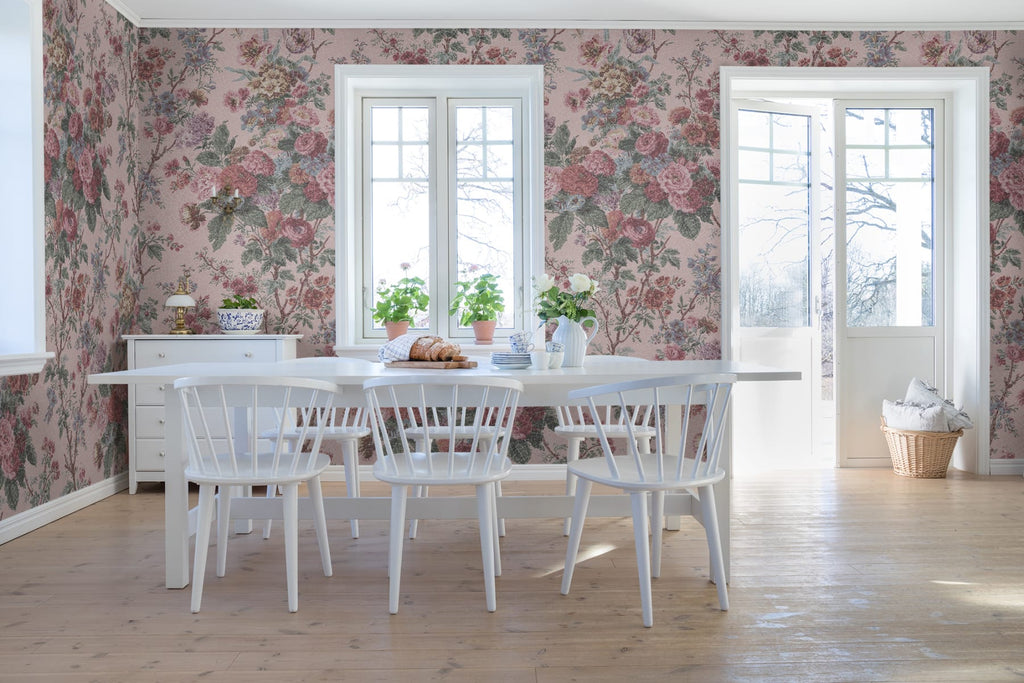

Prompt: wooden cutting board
[{"left": 384, "top": 360, "right": 478, "bottom": 369}]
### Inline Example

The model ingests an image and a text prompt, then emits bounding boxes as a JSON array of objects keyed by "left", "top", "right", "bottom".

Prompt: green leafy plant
[
  {"left": 533, "top": 272, "right": 599, "bottom": 322},
  {"left": 449, "top": 273, "right": 505, "bottom": 326},
  {"left": 220, "top": 294, "right": 261, "bottom": 309},
  {"left": 372, "top": 276, "right": 429, "bottom": 324}
]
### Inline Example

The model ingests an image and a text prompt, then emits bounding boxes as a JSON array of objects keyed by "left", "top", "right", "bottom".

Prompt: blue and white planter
[{"left": 217, "top": 308, "right": 265, "bottom": 335}]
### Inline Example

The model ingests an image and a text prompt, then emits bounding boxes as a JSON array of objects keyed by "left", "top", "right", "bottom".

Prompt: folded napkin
[
  {"left": 904, "top": 377, "right": 973, "bottom": 430},
  {"left": 377, "top": 333, "right": 423, "bottom": 363},
  {"left": 882, "top": 399, "right": 949, "bottom": 432}
]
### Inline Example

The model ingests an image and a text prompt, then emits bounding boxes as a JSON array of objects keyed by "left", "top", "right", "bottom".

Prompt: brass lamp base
[{"left": 169, "top": 307, "right": 193, "bottom": 334}]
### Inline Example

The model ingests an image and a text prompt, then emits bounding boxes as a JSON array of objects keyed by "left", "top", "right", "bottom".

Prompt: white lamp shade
[{"left": 165, "top": 293, "right": 196, "bottom": 308}]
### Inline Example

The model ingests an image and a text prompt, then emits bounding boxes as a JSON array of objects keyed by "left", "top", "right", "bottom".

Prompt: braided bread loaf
[{"left": 408, "top": 336, "right": 462, "bottom": 362}]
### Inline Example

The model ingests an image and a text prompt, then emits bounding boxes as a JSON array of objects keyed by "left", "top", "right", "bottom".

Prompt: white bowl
[{"left": 217, "top": 308, "right": 265, "bottom": 335}]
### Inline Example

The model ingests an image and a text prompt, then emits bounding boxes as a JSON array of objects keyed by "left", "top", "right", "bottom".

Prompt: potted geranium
[
  {"left": 534, "top": 273, "right": 600, "bottom": 367},
  {"left": 372, "top": 274, "right": 429, "bottom": 340},
  {"left": 449, "top": 272, "right": 505, "bottom": 344},
  {"left": 218, "top": 294, "right": 265, "bottom": 335}
]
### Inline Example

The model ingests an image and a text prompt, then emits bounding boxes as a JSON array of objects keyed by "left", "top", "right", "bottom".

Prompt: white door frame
[{"left": 721, "top": 66, "right": 990, "bottom": 474}]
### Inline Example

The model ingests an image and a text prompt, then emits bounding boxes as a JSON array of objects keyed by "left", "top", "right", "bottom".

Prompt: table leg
[{"left": 164, "top": 385, "right": 190, "bottom": 589}]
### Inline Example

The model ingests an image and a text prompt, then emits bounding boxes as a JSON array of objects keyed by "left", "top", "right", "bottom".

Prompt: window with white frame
[
  {"left": 0, "top": 0, "right": 50, "bottom": 376},
  {"left": 335, "top": 65, "right": 544, "bottom": 348}
]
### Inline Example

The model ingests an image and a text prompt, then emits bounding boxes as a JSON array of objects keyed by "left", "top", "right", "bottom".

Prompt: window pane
[
  {"left": 738, "top": 109, "right": 770, "bottom": 148},
  {"left": 846, "top": 148, "right": 886, "bottom": 179},
  {"left": 889, "top": 148, "right": 933, "bottom": 180},
  {"left": 371, "top": 180, "right": 431, "bottom": 328},
  {"left": 772, "top": 114, "right": 808, "bottom": 153},
  {"left": 738, "top": 150, "right": 770, "bottom": 182},
  {"left": 844, "top": 108, "right": 885, "bottom": 145},
  {"left": 402, "top": 143, "right": 429, "bottom": 179},
  {"left": 487, "top": 143, "right": 514, "bottom": 179},
  {"left": 456, "top": 180, "right": 514, "bottom": 328},
  {"left": 488, "top": 107, "right": 513, "bottom": 141},
  {"left": 403, "top": 107, "right": 429, "bottom": 142},
  {"left": 888, "top": 108, "right": 932, "bottom": 146},
  {"left": 457, "top": 143, "right": 483, "bottom": 178},
  {"left": 371, "top": 107, "right": 399, "bottom": 142},
  {"left": 773, "top": 152, "right": 807, "bottom": 184},
  {"left": 372, "top": 145, "right": 399, "bottom": 179},
  {"left": 457, "top": 107, "right": 484, "bottom": 142}
]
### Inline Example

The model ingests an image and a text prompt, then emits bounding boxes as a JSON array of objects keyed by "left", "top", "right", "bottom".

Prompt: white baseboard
[
  {"left": 322, "top": 463, "right": 569, "bottom": 483},
  {"left": 0, "top": 473, "right": 128, "bottom": 545},
  {"left": 988, "top": 460, "right": 1024, "bottom": 476}
]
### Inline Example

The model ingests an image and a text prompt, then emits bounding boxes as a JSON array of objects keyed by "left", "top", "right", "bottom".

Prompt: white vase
[{"left": 551, "top": 315, "right": 598, "bottom": 368}]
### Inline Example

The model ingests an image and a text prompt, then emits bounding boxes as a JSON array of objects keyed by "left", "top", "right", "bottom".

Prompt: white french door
[
  {"left": 835, "top": 100, "right": 946, "bottom": 467},
  {"left": 731, "top": 101, "right": 823, "bottom": 469}
]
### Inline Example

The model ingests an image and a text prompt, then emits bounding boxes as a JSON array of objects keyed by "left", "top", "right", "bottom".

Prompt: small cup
[
  {"left": 530, "top": 350, "right": 548, "bottom": 370},
  {"left": 509, "top": 331, "right": 535, "bottom": 354},
  {"left": 547, "top": 350, "right": 564, "bottom": 369}
]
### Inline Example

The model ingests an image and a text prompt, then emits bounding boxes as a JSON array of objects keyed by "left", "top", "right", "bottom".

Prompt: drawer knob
[
  {"left": 158, "top": 419, "right": 165, "bottom": 425},
  {"left": 158, "top": 451, "right": 165, "bottom": 458},
  {"left": 158, "top": 385, "right": 164, "bottom": 391},
  {"left": 244, "top": 352, "right": 254, "bottom": 358},
  {"left": 157, "top": 352, "right": 166, "bottom": 358}
]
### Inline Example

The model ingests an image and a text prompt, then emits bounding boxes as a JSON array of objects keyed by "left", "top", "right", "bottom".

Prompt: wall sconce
[
  {"left": 165, "top": 274, "right": 196, "bottom": 335},
  {"left": 210, "top": 184, "right": 242, "bottom": 214}
]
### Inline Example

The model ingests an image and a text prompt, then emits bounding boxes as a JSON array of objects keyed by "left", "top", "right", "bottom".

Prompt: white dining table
[{"left": 89, "top": 355, "right": 798, "bottom": 589}]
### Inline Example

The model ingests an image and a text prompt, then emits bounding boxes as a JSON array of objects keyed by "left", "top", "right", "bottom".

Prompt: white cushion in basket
[
  {"left": 882, "top": 399, "right": 949, "bottom": 432},
  {"left": 904, "top": 377, "right": 973, "bottom": 430}
]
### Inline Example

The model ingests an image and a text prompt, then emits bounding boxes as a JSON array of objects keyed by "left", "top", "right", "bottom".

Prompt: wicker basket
[{"left": 880, "top": 417, "right": 963, "bottom": 478}]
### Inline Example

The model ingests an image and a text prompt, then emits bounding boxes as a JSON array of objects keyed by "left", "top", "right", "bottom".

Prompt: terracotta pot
[
  {"left": 471, "top": 320, "right": 497, "bottom": 344},
  {"left": 384, "top": 320, "right": 410, "bottom": 340}
]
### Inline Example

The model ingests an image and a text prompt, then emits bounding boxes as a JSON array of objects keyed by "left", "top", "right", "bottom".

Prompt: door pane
[
  {"left": 739, "top": 110, "right": 811, "bottom": 328},
  {"left": 844, "top": 108, "right": 935, "bottom": 327}
]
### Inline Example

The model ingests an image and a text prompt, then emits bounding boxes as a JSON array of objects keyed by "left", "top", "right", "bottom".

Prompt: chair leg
[
  {"left": 190, "top": 484, "right": 216, "bottom": 613},
  {"left": 262, "top": 484, "right": 277, "bottom": 539},
  {"left": 476, "top": 483, "right": 497, "bottom": 612},
  {"left": 651, "top": 490, "right": 665, "bottom": 579},
  {"left": 388, "top": 485, "right": 408, "bottom": 614},
  {"left": 560, "top": 478, "right": 593, "bottom": 595},
  {"left": 495, "top": 480, "right": 506, "bottom": 537},
  {"left": 408, "top": 437, "right": 428, "bottom": 539},
  {"left": 699, "top": 484, "right": 729, "bottom": 611},
  {"left": 630, "top": 491, "right": 654, "bottom": 628},
  {"left": 308, "top": 476, "right": 333, "bottom": 577},
  {"left": 490, "top": 482, "right": 502, "bottom": 577},
  {"left": 341, "top": 439, "right": 360, "bottom": 538},
  {"left": 282, "top": 483, "right": 300, "bottom": 612},
  {"left": 562, "top": 437, "right": 582, "bottom": 536},
  {"left": 216, "top": 484, "right": 232, "bottom": 578}
]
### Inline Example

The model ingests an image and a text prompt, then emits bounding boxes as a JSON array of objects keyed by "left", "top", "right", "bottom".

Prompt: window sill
[{"left": 0, "top": 351, "right": 54, "bottom": 377}]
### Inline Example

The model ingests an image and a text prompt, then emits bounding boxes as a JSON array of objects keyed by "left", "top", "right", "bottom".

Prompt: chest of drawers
[{"left": 123, "top": 334, "right": 300, "bottom": 493}]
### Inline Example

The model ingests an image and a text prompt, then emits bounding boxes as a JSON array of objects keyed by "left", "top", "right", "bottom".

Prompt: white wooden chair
[
  {"left": 363, "top": 375, "right": 523, "bottom": 614},
  {"left": 175, "top": 376, "right": 338, "bottom": 613},
  {"left": 262, "top": 406, "right": 370, "bottom": 539},
  {"left": 560, "top": 373, "right": 735, "bottom": 627},
  {"left": 555, "top": 356, "right": 656, "bottom": 535}
]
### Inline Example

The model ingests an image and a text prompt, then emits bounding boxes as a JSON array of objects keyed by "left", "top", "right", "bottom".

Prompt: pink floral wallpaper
[{"left": 0, "top": 2, "right": 1022, "bottom": 520}]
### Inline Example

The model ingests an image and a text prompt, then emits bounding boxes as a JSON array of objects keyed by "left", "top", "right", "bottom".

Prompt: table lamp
[{"left": 165, "top": 275, "right": 196, "bottom": 335}]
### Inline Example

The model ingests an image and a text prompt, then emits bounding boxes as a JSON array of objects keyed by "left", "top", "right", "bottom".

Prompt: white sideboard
[{"left": 123, "top": 334, "right": 301, "bottom": 493}]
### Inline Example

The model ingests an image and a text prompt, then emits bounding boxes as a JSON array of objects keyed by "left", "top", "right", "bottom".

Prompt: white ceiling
[{"left": 108, "top": 0, "right": 1024, "bottom": 29}]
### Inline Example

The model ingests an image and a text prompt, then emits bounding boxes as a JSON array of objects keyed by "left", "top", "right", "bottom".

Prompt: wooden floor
[{"left": 1, "top": 468, "right": 1023, "bottom": 681}]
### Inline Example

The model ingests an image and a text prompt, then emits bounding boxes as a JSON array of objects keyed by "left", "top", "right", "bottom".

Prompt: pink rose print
[
  {"left": 0, "top": 415, "right": 19, "bottom": 480},
  {"left": 294, "top": 131, "right": 328, "bottom": 157},
  {"left": 622, "top": 216, "right": 656, "bottom": 248},
  {"left": 219, "top": 165, "right": 258, "bottom": 196},
  {"left": 634, "top": 131, "right": 669, "bottom": 157},
  {"left": 242, "top": 150, "right": 275, "bottom": 177},
  {"left": 281, "top": 216, "right": 315, "bottom": 248},
  {"left": 998, "top": 160, "right": 1024, "bottom": 211},
  {"left": 582, "top": 150, "right": 615, "bottom": 176},
  {"left": 559, "top": 165, "right": 599, "bottom": 197}
]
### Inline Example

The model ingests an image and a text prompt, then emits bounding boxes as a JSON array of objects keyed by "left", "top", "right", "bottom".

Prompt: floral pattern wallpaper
[
  {"left": 1, "top": 1, "right": 1022, "bottom": 521},
  {"left": 0, "top": 0, "right": 136, "bottom": 519}
]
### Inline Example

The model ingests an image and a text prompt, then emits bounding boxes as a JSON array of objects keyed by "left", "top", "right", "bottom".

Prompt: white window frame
[
  {"left": 334, "top": 65, "right": 544, "bottom": 352},
  {"left": 0, "top": 0, "right": 51, "bottom": 376}
]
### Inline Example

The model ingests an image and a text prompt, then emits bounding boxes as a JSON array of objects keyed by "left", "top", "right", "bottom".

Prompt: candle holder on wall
[{"left": 210, "top": 184, "right": 243, "bottom": 214}]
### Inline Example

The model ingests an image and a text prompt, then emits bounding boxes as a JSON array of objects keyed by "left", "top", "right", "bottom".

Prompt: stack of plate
[{"left": 491, "top": 352, "right": 532, "bottom": 369}]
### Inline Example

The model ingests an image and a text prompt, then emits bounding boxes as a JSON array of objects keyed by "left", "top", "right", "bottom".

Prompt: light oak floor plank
[{"left": 0, "top": 469, "right": 1022, "bottom": 680}]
